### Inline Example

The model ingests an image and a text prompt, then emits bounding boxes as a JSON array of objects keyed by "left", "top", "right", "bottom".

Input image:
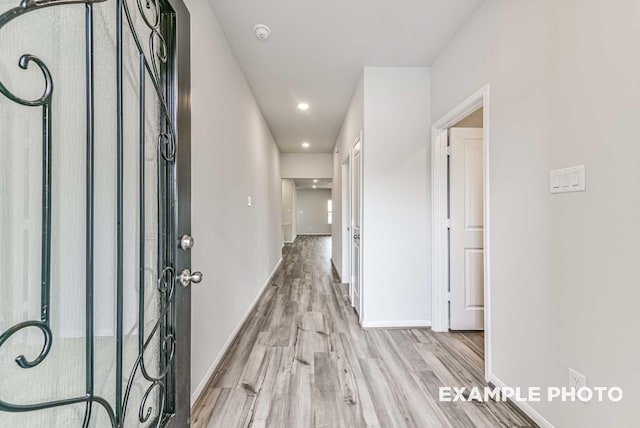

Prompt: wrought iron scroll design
[
  {"left": 118, "top": 0, "right": 178, "bottom": 424},
  {"left": 0, "top": 0, "right": 178, "bottom": 425}
]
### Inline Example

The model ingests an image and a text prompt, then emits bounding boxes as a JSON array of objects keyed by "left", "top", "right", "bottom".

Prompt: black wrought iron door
[{"left": 0, "top": 0, "right": 191, "bottom": 426}]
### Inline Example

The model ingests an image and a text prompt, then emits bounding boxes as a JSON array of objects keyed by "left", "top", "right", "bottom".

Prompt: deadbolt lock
[{"left": 179, "top": 234, "right": 195, "bottom": 250}]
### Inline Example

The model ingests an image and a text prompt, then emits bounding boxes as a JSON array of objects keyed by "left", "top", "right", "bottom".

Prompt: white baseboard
[
  {"left": 330, "top": 258, "right": 341, "bottom": 282},
  {"left": 283, "top": 240, "right": 295, "bottom": 244},
  {"left": 361, "top": 320, "right": 432, "bottom": 329},
  {"left": 488, "top": 374, "right": 555, "bottom": 428},
  {"left": 190, "top": 257, "right": 283, "bottom": 406}
]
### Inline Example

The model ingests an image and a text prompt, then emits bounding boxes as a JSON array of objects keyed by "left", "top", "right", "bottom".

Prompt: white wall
[
  {"left": 332, "top": 75, "right": 364, "bottom": 277},
  {"left": 332, "top": 69, "right": 431, "bottom": 326},
  {"left": 296, "top": 188, "right": 332, "bottom": 235},
  {"left": 188, "top": 0, "right": 283, "bottom": 403},
  {"left": 431, "top": 0, "right": 640, "bottom": 426},
  {"left": 281, "top": 179, "right": 296, "bottom": 242},
  {"left": 281, "top": 153, "right": 333, "bottom": 179},
  {"left": 362, "top": 67, "right": 431, "bottom": 326}
]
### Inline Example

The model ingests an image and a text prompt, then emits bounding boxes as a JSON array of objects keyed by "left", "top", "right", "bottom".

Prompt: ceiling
[
  {"left": 295, "top": 179, "right": 332, "bottom": 189},
  {"left": 210, "top": 0, "right": 483, "bottom": 153}
]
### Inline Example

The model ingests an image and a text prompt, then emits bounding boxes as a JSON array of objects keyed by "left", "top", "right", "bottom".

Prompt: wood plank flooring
[{"left": 191, "top": 236, "right": 536, "bottom": 428}]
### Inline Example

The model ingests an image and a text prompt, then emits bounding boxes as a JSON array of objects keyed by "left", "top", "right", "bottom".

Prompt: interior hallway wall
[
  {"left": 332, "top": 75, "right": 364, "bottom": 278},
  {"left": 332, "top": 68, "right": 431, "bottom": 327},
  {"left": 362, "top": 67, "right": 431, "bottom": 326},
  {"left": 296, "top": 188, "right": 332, "bottom": 235},
  {"left": 431, "top": 0, "right": 640, "bottom": 426},
  {"left": 187, "top": 0, "right": 283, "bottom": 403}
]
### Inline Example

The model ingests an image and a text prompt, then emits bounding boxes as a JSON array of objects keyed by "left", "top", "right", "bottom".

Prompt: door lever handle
[{"left": 178, "top": 269, "right": 203, "bottom": 287}]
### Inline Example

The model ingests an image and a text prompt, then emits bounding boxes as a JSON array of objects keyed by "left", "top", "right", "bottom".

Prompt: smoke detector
[{"left": 254, "top": 24, "right": 271, "bottom": 41}]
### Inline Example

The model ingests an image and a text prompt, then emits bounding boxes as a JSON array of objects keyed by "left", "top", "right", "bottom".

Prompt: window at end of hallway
[{"left": 328, "top": 199, "right": 333, "bottom": 225}]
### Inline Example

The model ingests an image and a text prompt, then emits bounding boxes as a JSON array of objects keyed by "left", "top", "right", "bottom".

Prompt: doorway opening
[
  {"left": 350, "top": 134, "right": 363, "bottom": 318},
  {"left": 341, "top": 158, "right": 352, "bottom": 301},
  {"left": 431, "top": 85, "right": 491, "bottom": 380},
  {"left": 281, "top": 178, "right": 333, "bottom": 245},
  {"left": 337, "top": 133, "right": 363, "bottom": 319}
]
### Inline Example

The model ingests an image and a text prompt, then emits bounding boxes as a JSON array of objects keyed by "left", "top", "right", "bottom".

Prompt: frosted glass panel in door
[
  {"left": 0, "top": 0, "right": 172, "bottom": 425},
  {"left": 0, "top": 4, "right": 91, "bottom": 427}
]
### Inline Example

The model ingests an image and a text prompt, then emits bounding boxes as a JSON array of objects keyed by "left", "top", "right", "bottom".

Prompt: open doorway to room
[
  {"left": 337, "top": 133, "right": 363, "bottom": 318},
  {"left": 294, "top": 179, "right": 332, "bottom": 236},
  {"left": 449, "top": 109, "right": 484, "bottom": 331},
  {"left": 431, "top": 85, "right": 491, "bottom": 379},
  {"left": 341, "top": 157, "right": 352, "bottom": 304},
  {"left": 350, "top": 138, "right": 362, "bottom": 317},
  {"left": 281, "top": 178, "right": 333, "bottom": 245}
]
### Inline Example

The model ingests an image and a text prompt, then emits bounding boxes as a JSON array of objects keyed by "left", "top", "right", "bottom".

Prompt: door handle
[{"left": 178, "top": 269, "right": 203, "bottom": 287}]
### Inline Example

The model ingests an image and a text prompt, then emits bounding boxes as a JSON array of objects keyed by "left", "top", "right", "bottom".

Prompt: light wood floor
[{"left": 192, "top": 236, "right": 536, "bottom": 428}]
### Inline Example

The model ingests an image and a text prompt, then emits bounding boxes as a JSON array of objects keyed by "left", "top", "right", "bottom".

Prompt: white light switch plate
[
  {"left": 550, "top": 165, "right": 585, "bottom": 194},
  {"left": 247, "top": 196, "right": 252, "bottom": 207}
]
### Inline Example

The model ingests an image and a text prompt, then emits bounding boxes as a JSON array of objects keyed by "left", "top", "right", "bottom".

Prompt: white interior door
[
  {"left": 449, "top": 128, "right": 484, "bottom": 330},
  {"left": 351, "top": 138, "right": 362, "bottom": 315}
]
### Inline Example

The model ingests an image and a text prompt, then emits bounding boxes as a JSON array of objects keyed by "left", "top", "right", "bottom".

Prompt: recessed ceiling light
[
  {"left": 312, "top": 185, "right": 317, "bottom": 189},
  {"left": 313, "top": 179, "right": 318, "bottom": 183},
  {"left": 297, "top": 102, "right": 310, "bottom": 111},
  {"left": 301, "top": 142, "right": 310, "bottom": 148}
]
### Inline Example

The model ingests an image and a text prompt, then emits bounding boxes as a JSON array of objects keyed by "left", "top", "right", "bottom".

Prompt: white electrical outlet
[
  {"left": 569, "top": 368, "right": 587, "bottom": 402},
  {"left": 247, "top": 196, "right": 252, "bottom": 207}
]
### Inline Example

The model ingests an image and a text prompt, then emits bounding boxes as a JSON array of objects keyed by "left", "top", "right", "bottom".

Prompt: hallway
[{"left": 192, "top": 236, "right": 535, "bottom": 427}]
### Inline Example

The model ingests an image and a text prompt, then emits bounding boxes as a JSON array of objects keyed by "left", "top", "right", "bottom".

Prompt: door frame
[
  {"left": 430, "top": 84, "right": 491, "bottom": 379},
  {"left": 350, "top": 132, "right": 363, "bottom": 318},
  {"left": 166, "top": 0, "right": 191, "bottom": 425},
  {"left": 341, "top": 157, "right": 352, "bottom": 300}
]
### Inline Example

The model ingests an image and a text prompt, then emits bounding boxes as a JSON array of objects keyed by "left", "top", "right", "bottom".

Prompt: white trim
[
  {"left": 283, "top": 240, "right": 295, "bottom": 244},
  {"left": 190, "top": 257, "right": 283, "bottom": 406},
  {"left": 489, "top": 374, "right": 555, "bottom": 428},
  {"left": 361, "top": 320, "right": 432, "bottom": 329},
  {"left": 430, "top": 84, "right": 492, "bottom": 380},
  {"left": 297, "top": 233, "right": 331, "bottom": 236}
]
